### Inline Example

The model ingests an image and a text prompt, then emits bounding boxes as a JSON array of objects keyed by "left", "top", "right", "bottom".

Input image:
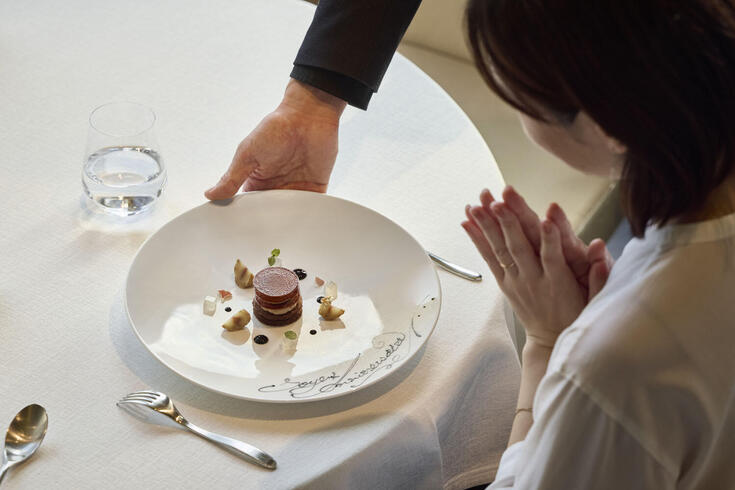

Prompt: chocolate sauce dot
[
  {"left": 293, "top": 268, "right": 307, "bottom": 280},
  {"left": 316, "top": 296, "right": 324, "bottom": 304},
  {"left": 253, "top": 335, "right": 269, "bottom": 345},
  {"left": 224, "top": 306, "right": 232, "bottom": 312},
  {"left": 309, "top": 329, "right": 317, "bottom": 335}
]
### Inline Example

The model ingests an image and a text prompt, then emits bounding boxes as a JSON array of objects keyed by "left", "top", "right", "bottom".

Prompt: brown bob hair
[{"left": 466, "top": 0, "right": 735, "bottom": 236}]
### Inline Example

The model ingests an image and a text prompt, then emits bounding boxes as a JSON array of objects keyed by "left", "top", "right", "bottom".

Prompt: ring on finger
[
  {"left": 495, "top": 249, "right": 515, "bottom": 270},
  {"left": 500, "top": 260, "right": 517, "bottom": 270}
]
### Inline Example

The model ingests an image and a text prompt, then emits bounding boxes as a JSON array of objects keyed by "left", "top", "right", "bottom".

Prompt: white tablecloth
[{"left": 0, "top": 0, "right": 520, "bottom": 488}]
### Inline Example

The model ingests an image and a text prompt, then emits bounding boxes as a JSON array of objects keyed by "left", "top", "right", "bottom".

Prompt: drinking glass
[{"left": 82, "top": 102, "right": 166, "bottom": 216}]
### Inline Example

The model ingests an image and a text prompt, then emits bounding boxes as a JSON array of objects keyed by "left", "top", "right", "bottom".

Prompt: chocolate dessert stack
[{"left": 252, "top": 267, "right": 303, "bottom": 326}]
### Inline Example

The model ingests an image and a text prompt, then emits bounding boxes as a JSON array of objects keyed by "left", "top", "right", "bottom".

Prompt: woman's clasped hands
[{"left": 462, "top": 186, "right": 614, "bottom": 349}]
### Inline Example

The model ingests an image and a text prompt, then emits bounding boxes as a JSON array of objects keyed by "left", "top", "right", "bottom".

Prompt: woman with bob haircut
[{"left": 461, "top": 0, "right": 735, "bottom": 488}]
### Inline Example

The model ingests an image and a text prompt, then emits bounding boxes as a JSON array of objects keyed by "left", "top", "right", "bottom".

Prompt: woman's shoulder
[
  {"left": 541, "top": 239, "right": 735, "bottom": 476},
  {"left": 553, "top": 242, "right": 735, "bottom": 391},
  {"left": 555, "top": 224, "right": 735, "bottom": 382}
]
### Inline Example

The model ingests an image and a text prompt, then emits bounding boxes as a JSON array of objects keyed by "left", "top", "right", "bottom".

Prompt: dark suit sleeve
[{"left": 290, "top": 0, "right": 422, "bottom": 109}]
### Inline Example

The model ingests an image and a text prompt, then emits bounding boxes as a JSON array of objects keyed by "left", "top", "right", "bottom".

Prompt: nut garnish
[
  {"left": 318, "top": 297, "right": 345, "bottom": 321},
  {"left": 234, "top": 259, "right": 254, "bottom": 288},
  {"left": 222, "top": 309, "right": 251, "bottom": 331}
]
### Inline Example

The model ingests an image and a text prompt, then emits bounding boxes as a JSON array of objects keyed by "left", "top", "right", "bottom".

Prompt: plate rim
[{"left": 124, "top": 190, "right": 442, "bottom": 403}]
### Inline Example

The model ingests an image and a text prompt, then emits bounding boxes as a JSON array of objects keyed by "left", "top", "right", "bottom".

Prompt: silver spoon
[{"left": 0, "top": 404, "right": 48, "bottom": 485}]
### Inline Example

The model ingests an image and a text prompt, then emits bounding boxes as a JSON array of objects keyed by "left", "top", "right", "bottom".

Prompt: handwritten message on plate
[{"left": 258, "top": 295, "right": 439, "bottom": 399}]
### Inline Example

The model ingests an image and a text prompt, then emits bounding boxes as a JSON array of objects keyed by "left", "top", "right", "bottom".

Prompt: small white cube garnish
[
  {"left": 282, "top": 330, "right": 298, "bottom": 352},
  {"left": 203, "top": 296, "right": 217, "bottom": 316},
  {"left": 324, "top": 281, "right": 338, "bottom": 300}
]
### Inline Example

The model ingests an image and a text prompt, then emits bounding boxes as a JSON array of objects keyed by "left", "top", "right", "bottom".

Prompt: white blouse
[{"left": 490, "top": 212, "right": 735, "bottom": 489}]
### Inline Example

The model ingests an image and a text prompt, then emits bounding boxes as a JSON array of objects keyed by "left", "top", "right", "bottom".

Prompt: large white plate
[{"left": 125, "top": 191, "right": 441, "bottom": 403}]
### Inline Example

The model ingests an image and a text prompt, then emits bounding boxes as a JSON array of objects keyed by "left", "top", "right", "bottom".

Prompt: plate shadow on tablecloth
[
  {"left": 271, "top": 413, "right": 444, "bottom": 490},
  {"left": 108, "top": 290, "right": 429, "bottom": 420}
]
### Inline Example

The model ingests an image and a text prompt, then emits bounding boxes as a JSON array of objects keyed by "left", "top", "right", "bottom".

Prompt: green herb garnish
[
  {"left": 267, "top": 248, "right": 281, "bottom": 266},
  {"left": 284, "top": 330, "right": 297, "bottom": 340}
]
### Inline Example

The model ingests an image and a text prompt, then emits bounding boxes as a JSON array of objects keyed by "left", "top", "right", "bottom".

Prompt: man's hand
[{"left": 205, "top": 80, "right": 346, "bottom": 199}]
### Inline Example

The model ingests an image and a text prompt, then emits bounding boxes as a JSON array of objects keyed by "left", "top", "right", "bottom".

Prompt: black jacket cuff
[{"left": 290, "top": 64, "right": 373, "bottom": 110}]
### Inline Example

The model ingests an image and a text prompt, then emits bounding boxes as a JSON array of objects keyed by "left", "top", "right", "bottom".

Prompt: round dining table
[{"left": 0, "top": 0, "right": 520, "bottom": 488}]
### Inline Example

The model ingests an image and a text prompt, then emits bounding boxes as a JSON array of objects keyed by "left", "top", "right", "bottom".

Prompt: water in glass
[
  {"left": 83, "top": 145, "right": 166, "bottom": 215},
  {"left": 83, "top": 102, "right": 165, "bottom": 216}
]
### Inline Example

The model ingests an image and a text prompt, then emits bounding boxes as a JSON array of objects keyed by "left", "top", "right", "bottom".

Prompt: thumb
[
  {"left": 547, "top": 203, "right": 588, "bottom": 284},
  {"left": 588, "top": 238, "right": 614, "bottom": 270},
  {"left": 204, "top": 141, "right": 258, "bottom": 200},
  {"left": 587, "top": 238, "right": 612, "bottom": 300},
  {"left": 587, "top": 260, "right": 609, "bottom": 301}
]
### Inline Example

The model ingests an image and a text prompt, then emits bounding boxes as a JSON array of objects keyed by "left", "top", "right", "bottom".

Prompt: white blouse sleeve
[{"left": 489, "top": 371, "right": 676, "bottom": 489}]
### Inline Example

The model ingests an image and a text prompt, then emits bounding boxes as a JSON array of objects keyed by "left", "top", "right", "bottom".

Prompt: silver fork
[{"left": 117, "top": 391, "right": 276, "bottom": 470}]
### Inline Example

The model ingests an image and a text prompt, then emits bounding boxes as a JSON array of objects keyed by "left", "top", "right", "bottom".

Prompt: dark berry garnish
[
  {"left": 254, "top": 335, "right": 269, "bottom": 345},
  {"left": 316, "top": 296, "right": 324, "bottom": 303},
  {"left": 293, "top": 268, "right": 307, "bottom": 280},
  {"left": 309, "top": 329, "right": 317, "bottom": 335},
  {"left": 225, "top": 306, "right": 232, "bottom": 312}
]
